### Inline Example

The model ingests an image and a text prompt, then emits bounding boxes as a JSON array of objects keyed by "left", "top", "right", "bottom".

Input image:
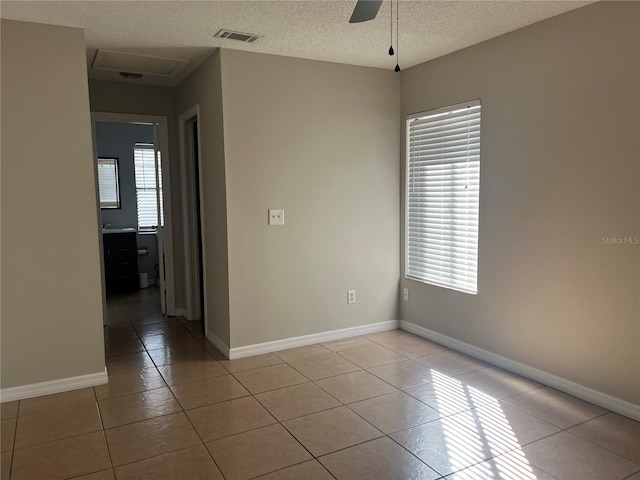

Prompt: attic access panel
[{"left": 92, "top": 49, "right": 190, "bottom": 77}]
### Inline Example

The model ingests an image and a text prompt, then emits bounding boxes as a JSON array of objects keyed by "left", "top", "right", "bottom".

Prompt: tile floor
[{"left": 1, "top": 287, "right": 639, "bottom": 479}]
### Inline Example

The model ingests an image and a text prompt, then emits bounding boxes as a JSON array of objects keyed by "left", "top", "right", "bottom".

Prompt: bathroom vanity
[{"left": 103, "top": 228, "right": 138, "bottom": 293}]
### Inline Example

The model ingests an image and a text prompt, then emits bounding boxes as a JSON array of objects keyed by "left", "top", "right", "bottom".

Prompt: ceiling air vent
[{"left": 214, "top": 29, "right": 262, "bottom": 43}]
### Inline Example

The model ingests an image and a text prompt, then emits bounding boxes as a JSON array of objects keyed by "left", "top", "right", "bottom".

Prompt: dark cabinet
[{"left": 103, "top": 232, "right": 138, "bottom": 293}]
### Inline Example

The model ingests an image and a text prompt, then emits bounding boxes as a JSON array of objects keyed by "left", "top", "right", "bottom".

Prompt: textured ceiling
[{"left": 1, "top": 0, "right": 593, "bottom": 87}]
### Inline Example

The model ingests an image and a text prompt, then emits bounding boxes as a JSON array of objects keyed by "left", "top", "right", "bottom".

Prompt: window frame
[
  {"left": 133, "top": 143, "right": 163, "bottom": 232},
  {"left": 405, "top": 99, "right": 481, "bottom": 295}
]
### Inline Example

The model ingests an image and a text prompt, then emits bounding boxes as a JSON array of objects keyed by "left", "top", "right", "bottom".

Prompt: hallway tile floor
[{"left": 1, "top": 288, "right": 639, "bottom": 479}]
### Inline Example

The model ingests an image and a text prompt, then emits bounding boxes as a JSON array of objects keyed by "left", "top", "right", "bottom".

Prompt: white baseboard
[
  {"left": 228, "top": 320, "right": 399, "bottom": 360},
  {"left": 206, "top": 331, "right": 230, "bottom": 358},
  {"left": 0, "top": 368, "right": 108, "bottom": 403},
  {"left": 400, "top": 320, "right": 640, "bottom": 421}
]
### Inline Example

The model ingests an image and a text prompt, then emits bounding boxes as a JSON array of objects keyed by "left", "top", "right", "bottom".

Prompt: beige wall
[
  {"left": 220, "top": 50, "right": 401, "bottom": 348},
  {"left": 400, "top": 1, "right": 640, "bottom": 404},
  {"left": 88, "top": 80, "right": 185, "bottom": 309},
  {"left": 1, "top": 20, "right": 105, "bottom": 388},
  {"left": 175, "top": 50, "right": 231, "bottom": 346}
]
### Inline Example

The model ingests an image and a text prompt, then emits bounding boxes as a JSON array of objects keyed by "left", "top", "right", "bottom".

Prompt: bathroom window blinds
[
  {"left": 406, "top": 100, "right": 481, "bottom": 294},
  {"left": 134, "top": 144, "right": 163, "bottom": 231}
]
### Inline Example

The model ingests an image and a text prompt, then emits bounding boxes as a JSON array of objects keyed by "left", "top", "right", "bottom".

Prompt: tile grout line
[
  {"left": 557, "top": 412, "right": 640, "bottom": 466},
  {"left": 236, "top": 360, "right": 376, "bottom": 480},
  {"left": 122, "top": 296, "right": 232, "bottom": 477},
  {"left": 207, "top": 352, "right": 386, "bottom": 478},
  {"left": 322, "top": 384, "right": 450, "bottom": 477},
  {"left": 94, "top": 358, "right": 116, "bottom": 478},
  {"left": 7, "top": 400, "right": 20, "bottom": 480},
  {"left": 499, "top": 390, "right": 613, "bottom": 433},
  {"left": 199, "top": 363, "right": 315, "bottom": 479},
  {"left": 110, "top": 443, "right": 208, "bottom": 474},
  {"left": 247, "top": 459, "right": 338, "bottom": 480},
  {"left": 253, "top": 350, "right": 440, "bottom": 478}
]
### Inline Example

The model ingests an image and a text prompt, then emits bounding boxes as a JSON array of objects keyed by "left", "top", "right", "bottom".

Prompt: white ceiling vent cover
[
  {"left": 214, "top": 29, "right": 262, "bottom": 43},
  {"left": 92, "top": 50, "right": 190, "bottom": 77}
]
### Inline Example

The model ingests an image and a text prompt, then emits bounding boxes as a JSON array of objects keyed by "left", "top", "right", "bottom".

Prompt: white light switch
[
  {"left": 347, "top": 290, "right": 356, "bottom": 304},
  {"left": 268, "top": 209, "right": 285, "bottom": 226}
]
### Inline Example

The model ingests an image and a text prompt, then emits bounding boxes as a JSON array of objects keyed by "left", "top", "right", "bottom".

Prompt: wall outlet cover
[
  {"left": 403, "top": 288, "right": 410, "bottom": 302},
  {"left": 268, "top": 209, "right": 285, "bottom": 226}
]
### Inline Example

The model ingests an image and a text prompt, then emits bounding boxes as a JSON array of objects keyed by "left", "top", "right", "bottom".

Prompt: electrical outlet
[
  {"left": 347, "top": 290, "right": 356, "bottom": 304},
  {"left": 403, "top": 287, "right": 410, "bottom": 302},
  {"left": 268, "top": 209, "right": 284, "bottom": 226}
]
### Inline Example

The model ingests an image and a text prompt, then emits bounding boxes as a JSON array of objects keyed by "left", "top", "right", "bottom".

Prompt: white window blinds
[
  {"left": 406, "top": 100, "right": 481, "bottom": 294},
  {"left": 134, "top": 144, "right": 163, "bottom": 230},
  {"left": 97, "top": 157, "right": 120, "bottom": 209}
]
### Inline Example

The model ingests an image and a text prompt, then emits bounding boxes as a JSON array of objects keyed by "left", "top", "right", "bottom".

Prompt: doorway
[
  {"left": 91, "top": 112, "right": 176, "bottom": 326},
  {"left": 179, "top": 106, "right": 205, "bottom": 325}
]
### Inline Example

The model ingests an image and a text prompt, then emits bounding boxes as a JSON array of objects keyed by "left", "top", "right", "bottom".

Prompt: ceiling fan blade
[{"left": 349, "top": 0, "right": 383, "bottom": 23}]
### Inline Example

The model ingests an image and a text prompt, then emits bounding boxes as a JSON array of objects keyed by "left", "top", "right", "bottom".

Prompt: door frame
[
  {"left": 91, "top": 111, "right": 177, "bottom": 316},
  {"left": 178, "top": 105, "right": 207, "bottom": 326}
]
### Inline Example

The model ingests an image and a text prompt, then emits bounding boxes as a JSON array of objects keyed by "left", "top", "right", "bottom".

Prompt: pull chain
[
  {"left": 389, "top": 1, "right": 394, "bottom": 56},
  {"left": 395, "top": 0, "right": 400, "bottom": 72}
]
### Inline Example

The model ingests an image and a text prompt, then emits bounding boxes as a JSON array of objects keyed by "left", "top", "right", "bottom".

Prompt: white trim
[
  {"left": 0, "top": 369, "right": 108, "bottom": 403},
  {"left": 228, "top": 320, "right": 399, "bottom": 360},
  {"left": 400, "top": 320, "right": 640, "bottom": 421},
  {"left": 178, "top": 107, "right": 193, "bottom": 320},
  {"left": 407, "top": 99, "right": 481, "bottom": 121},
  {"left": 206, "top": 331, "right": 230, "bottom": 358},
  {"left": 91, "top": 112, "right": 176, "bottom": 316},
  {"left": 178, "top": 105, "right": 205, "bottom": 324},
  {"left": 90, "top": 114, "right": 109, "bottom": 327}
]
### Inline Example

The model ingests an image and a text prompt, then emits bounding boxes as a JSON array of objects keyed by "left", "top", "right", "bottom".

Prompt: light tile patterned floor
[{"left": 1, "top": 287, "right": 639, "bottom": 479}]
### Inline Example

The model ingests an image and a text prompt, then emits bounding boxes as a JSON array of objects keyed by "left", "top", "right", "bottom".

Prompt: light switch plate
[
  {"left": 347, "top": 290, "right": 356, "bottom": 304},
  {"left": 268, "top": 209, "right": 285, "bottom": 226}
]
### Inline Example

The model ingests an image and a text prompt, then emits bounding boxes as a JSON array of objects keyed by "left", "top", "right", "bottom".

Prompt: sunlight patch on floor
[{"left": 430, "top": 370, "right": 542, "bottom": 480}]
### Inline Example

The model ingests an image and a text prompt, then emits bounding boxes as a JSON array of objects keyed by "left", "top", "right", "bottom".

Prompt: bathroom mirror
[{"left": 97, "top": 156, "right": 121, "bottom": 209}]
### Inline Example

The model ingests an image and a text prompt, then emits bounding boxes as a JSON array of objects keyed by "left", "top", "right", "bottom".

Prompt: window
[
  {"left": 97, "top": 157, "right": 120, "bottom": 209},
  {"left": 406, "top": 100, "right": 481, "bottom": 294},
  {"left": 134, "top": 144, "right": 163, "bottom": 231}
]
